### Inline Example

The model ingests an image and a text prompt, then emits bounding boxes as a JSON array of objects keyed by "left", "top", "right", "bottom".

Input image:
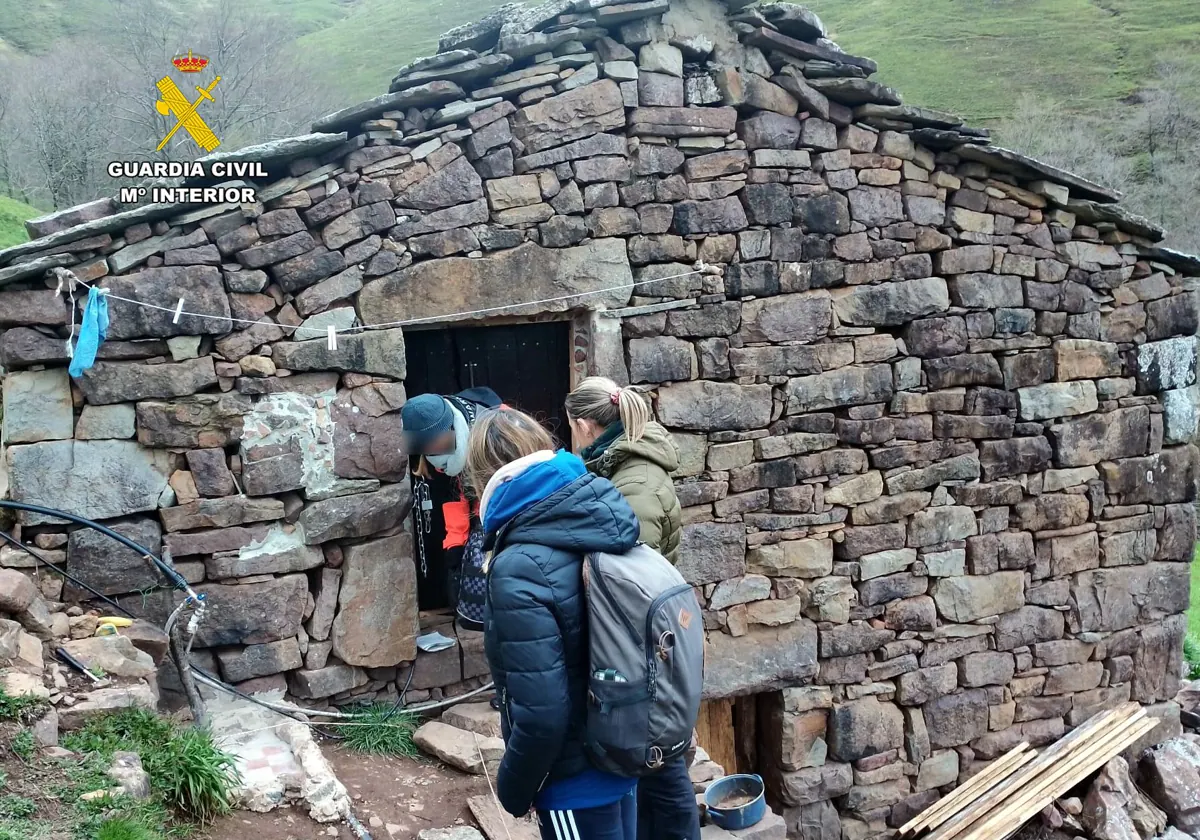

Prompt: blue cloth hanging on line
[{"left": 68, "top": 288, "right": 109, "bottom": 378}]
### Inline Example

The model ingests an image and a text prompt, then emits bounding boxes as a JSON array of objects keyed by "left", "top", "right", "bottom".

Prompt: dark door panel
[{"left": 404, "top": 321, "right": 571, "bottom": 609}]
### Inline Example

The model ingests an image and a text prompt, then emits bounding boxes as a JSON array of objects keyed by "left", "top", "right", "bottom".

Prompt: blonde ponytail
[
  {"left": 565, "top": 376, "right": 652, "bottom": 443},
  {"left": 615, "top": 386, "right": 651, "bottom": 443}
]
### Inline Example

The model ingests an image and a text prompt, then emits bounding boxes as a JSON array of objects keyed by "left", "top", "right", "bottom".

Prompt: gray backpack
[{"left": 582, "top": 543, "right": 705, "bottom": 777}]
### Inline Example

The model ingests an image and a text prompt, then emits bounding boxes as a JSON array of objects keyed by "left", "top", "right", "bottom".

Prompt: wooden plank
[
  {"left": 926, "top": 706, "right": 1133, "bottom": 840},
  {"left": 923, "top": 704, "right": 1136, "bottom": 840},
  {"left": 900, "top": 743, "right": 1031, "bottom": 836},
  {"left": 735, "top": 695, "right": 758, "bottom": 776},
  {"left": 992, "top": 717, "right": 1156, "bottom": 840},
  {"left": 468, "top": 793, "right": 541, "bottom": 840},
  {"left": 958, "top": 715, "right": 1144, "bottom": 840},
  {"left": 995, "top": 724, "right": 1156, "bottom": 840},
  {"left": 933, "top": 705, "right": 1145, "bottom": 840},
  {"left": 961, "top": 713, "right": 1155, "bottom": 840},
  {"left": 901, "top": 744, "right": 1027, "bottom": 836},
  {"left": 695, "top": 698, "right": 737, "bottom": 775}
]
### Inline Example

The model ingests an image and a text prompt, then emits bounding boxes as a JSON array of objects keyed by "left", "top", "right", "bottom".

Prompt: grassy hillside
[
  {"left": 3, "top": 0, "right": 1197, "bottom": 120},
  {"left": 298, "top": 0, "right": 1200, "bottom": 118},
  {"left": 297, "top": 0, "right": 510, "bottom": 100},
  {"left": 805, "top": 0, "right": 1200, "bottom": 122},
  {"left": 0, "top": 0, "right": 348, "bottom": 55},
  {"left": 0, "top": 196, "right": 39, "bottom": 249},
  {"left": 307, "top": 0, "right": 1200, "bottom": 121}
]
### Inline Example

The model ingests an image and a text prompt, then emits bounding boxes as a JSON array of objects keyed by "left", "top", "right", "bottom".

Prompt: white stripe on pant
[{"left": 549, "top": 810, "right": 581, "bottom": 840}]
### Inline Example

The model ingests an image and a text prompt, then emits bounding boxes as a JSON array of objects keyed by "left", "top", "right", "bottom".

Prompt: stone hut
[{"left": 1, "top": 0, "right": 1198, "bottom": 836}]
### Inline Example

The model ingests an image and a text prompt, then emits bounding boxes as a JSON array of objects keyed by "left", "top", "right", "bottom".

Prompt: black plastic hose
[
  {"left": 0, "top": 501, "right": 335, "bottom": 732},
  {"left": 0, "top": 500, "right": 192, "bottom": 591}
]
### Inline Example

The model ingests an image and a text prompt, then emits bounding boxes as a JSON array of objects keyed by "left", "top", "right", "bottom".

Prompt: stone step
[
  {"left": 467, "top": 793, "right": 540, "bottom": 840},
  {"left": 414, "top": 720, "right": 504, "bottom": 776},
  {"left": 701, "top": 807, "right": 787, "bottom": 840},
  {"left": 442, "top": 701, "right": 503, "bottom": 738},
  {"left": 694, "top": 749, "right": 786, "bottom": 840}
]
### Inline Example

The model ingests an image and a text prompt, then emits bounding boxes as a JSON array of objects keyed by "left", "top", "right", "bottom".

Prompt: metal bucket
[{"left": 704, "top": 773, "right": 767, "bottom": 831}]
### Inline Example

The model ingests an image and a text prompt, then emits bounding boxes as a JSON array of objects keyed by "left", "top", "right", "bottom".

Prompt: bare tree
[
  {"left": 100, "top": 0, "right": 340, "bottom": 158},
  {"left": 999, "top": 63, "right": 1200, "bottom": 254},
  {"left": 5, "top": 42, "right": 120, "bottom": 208},
  {"left": 0, "top": 0, "right": 341, "bottom": 211}
]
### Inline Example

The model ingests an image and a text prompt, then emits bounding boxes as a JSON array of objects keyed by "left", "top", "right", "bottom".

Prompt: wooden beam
[
  {"left": 960, "top": 713, "right": 1155, "bottom": 840},
  {"left": 922, "top": 704, "right": 1136, "bottom": 840},
  {"left": 900, "top": 743, "right": 1031, "bottom": 836}
]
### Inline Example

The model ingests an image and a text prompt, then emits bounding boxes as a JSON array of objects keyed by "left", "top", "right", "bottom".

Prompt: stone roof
[{"left": 1, "top": 0, "right": 1193, "bottom": 274}]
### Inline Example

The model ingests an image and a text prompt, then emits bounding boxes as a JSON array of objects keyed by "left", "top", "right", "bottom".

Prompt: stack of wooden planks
[{"left": 900, "top": 703, "right": 1159, "bottom": 840}]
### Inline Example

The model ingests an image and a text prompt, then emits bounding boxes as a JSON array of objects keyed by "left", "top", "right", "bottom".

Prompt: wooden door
[
  {"left": 696, "top": 699, "right": 738, "bottom": 776},
  {"left": 403, "top": 322, "right": 572, "bottom": 609}
]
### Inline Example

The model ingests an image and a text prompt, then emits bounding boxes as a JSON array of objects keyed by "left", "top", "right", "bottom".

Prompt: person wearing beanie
[{"left": 402, "top": 386, "right": 503, "bottom": 636}]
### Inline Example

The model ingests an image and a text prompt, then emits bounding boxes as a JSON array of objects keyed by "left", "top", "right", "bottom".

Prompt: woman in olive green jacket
[
  {"left": 565, "top": 377, "right": 682, "bottom": 563},
  {"left": 565, "top": 376, "right": 696, "bottom": 840}
]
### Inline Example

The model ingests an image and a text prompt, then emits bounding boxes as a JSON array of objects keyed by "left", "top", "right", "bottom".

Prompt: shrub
[
  {"left": 61, "top": 709, "right": 172, "bottom": 757},
  {"left": 0, "top": 687, "right": 42, "bottom": 724},
  {"left": 144, "top": 726, "right": 239, "bottom": 825},
  {"left": 1184, "top": 634, "right": 1200, "bottom": 680},
  {"left": 94, "top": 817, "right": 161, "bottom": 840},
  {"left": 63, "top": 709, "right": 239, "bottom": 825},
  {"left": 0, "top": 795, "right": 35, "bottom": 819},
  {"left": 334, "top": 703, "right": 418, "bottom": 758},
  {"left": 9, "top": 729, "right": 33, "bottom": 761}
]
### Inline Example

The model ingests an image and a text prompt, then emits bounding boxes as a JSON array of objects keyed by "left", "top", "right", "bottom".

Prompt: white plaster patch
[
  {"left": 238, "top": 523, "right": 309, "bottom": 562},
  {"left": 241, "top": 390, "right": 338, "bottom": 497},
  {"left": 662, "top": 0, "right": 741, "bottom": 53},
  {"left": 206, "top": 689, "right": 350, "bottom": 823}
]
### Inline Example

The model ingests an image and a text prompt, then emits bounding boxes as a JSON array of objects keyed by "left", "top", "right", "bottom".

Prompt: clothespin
[
  {"left": 327, "top": 325, "right": 338, "bottom": 351},
  {"left": 172, "top": 298, "right": 185, "bottom": 324},
  {"left": 51, "top": 266, "right": 78, "bottom": 299}
]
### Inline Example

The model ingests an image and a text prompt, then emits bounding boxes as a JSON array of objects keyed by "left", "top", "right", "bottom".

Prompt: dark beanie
[{"left": 401, "top": 394, "right": 453, "bottom": 453}]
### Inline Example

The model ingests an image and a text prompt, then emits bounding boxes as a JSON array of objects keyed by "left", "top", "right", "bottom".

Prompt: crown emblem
[{"left": 172, "top": 50, "right": 209, "bottom": 73}]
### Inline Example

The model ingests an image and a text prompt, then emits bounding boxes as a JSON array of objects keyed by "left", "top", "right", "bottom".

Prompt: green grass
[
  {"left": 3, "top": 0, "right": 1199, "bottom": 113},
  {"left": 1185, "top": 543, "right": 1200, "bottom": 681},
  {"left": 297, "top": 0, "right": 509, "bottom": 100},
  {"left": 1191, "top": 545, "right": 1200, "bottom": 640},
  {"left": 0, "top": 686, "right": 43, "bottom": 724},
  {"left": 62, "top": 709, "right": 240, "bottom": 828},
  {"left": 804, "top": 0, "right": 1200, "bottom": 123},
  {"left": 95, "top": 818, "right": 163, "bottom": 840},
  {"left": 0, "top": 796, "right": 35, "bottom": 820},
  {"left": 0, "top": 0, "right": 346, "bottom": 54},
  {"left": 0, "top": 196, "right": 39, "bottom": 250},
  {"left": 332, "top": 703, "right": 419, "bottom": 757},
  {"left": 9, "top": 730, "right": 34, "bottom": 762},
  {"left": 301, "top": 0, "right": 1200, "bottom": 111}
]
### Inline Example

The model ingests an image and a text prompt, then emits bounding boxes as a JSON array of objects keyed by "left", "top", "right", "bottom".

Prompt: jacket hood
[
  {"left": 491, "top": 456, "right": 640, "bottom": 556},
  {"left": 587, "top": 421, "right": 680, "bottom": 476}
]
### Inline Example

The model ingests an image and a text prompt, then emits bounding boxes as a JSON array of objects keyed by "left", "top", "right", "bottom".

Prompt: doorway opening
[
  {"left": 697, "top": 697, "right": 762, "bottom": 779},
  {"left": 697, "top": 692, "right": 797, "bottom": 814},
  {"left": 404, "top": 320, "right": 573, "bottom": 611}
]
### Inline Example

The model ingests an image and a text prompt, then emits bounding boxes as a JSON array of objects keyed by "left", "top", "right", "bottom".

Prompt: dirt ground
[{"left": 203, "top": 745, "right": 492, "bottom": 840}]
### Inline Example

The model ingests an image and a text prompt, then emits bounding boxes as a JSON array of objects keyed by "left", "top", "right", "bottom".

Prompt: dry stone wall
[{"left": 1, "top": 0, "right": 1199, "bottom": 837}]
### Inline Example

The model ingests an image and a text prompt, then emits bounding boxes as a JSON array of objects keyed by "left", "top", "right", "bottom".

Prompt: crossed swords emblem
[{"left": 155, "top": 75, "right": 222, "bottom": 153}]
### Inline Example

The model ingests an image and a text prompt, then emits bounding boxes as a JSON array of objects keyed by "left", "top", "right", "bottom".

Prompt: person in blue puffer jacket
[{"left": 466, "top": 407, "right": 641, "bottom": 840}]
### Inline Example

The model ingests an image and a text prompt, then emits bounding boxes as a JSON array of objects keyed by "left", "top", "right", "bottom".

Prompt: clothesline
[{"left": 58, "top": 261, "right": 715, "bottom": 345}]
